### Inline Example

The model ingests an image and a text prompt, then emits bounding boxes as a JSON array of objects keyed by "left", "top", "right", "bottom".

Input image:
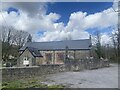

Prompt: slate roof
[
  {"left": 26, "top": 47, "right": 43, "bottom": 57},
  {"left": 19, "top": 39, "right": 92, "bottom": 51}
]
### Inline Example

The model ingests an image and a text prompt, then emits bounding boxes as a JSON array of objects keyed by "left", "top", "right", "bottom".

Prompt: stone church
[{"left": 18, "top": 37, "right": 92, "bottom": 67}]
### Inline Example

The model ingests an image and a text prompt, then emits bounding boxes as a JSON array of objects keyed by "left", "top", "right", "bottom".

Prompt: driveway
[{"left": 42, "top": 64, "right": 118, "bottom": 88}]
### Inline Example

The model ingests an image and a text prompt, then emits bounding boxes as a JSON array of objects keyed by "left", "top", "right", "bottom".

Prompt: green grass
[
  {"left": 2, "top": 80, "right": 25, "bottom": 88},
  {"left": 2, "top": 78, "right": 65, "bottom": 89}
]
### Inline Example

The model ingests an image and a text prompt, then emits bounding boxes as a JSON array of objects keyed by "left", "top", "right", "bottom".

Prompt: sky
[
  {"left": 0, "top": 2, "right": 118, "bottom": 45},
  {"left": 47, "top": 2, "right": 113, "bottom": 24}
]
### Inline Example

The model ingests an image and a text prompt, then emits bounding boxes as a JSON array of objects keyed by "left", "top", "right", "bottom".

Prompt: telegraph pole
[
  {"left": 65, "top": 46, "right": 68, "bottom": 64},
  {"left": 107, "top": 44, "right": 110, "bottom": 60},
  {"left": 118, "top": 1, "right": 120, "bottom": 62}
]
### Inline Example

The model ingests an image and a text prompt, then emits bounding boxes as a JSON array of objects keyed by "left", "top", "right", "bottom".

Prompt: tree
[
  {"left": 27, "top": 34, "right": 32, "bottom": 43},
  {"left": 94, "top": 30, "right": 102, "bottom": 59},
  {"left": 12, "top": 30, "right": 29, "bottom": 48},
  {"left": 118, "top": 26, "right": 120, "bottom": 61},
  {"left": 111, "top": 31, "right": 118, "bottom": 60},
  {"left": 1, "top": 27, "right": 13, "bottom": 62},
  {"left": 1, "top": 26, "right": 31, "bottom": 64},
  {"left": 112, "top": 1, "right": 120, "bottom": 62},
  {"left": 1, "top": 26, "right": 12, "bottom": 44}
]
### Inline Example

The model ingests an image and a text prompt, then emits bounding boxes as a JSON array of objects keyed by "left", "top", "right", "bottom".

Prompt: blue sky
[
  {"left": 8, "top": 2, "right": 113, "bottom": 34},
  {"left": 7, "top": 7, "right": 18, "bottom": 14},
  {"left": 3, "top": 2, "right": 117, "bottom": 43},
  {"left": 47, "top": 2, "right": 113, "bottom": 24},
  {"left": 48, "top": 2, "right": 114, "bottom": 36},
  {"left": 8, "top": 2, "right": 113, "bottom": 25}
]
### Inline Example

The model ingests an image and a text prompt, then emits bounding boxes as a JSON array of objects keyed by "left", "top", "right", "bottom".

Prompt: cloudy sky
[{"left": 0, "top": 2, "right": 118, "bottom": 45}]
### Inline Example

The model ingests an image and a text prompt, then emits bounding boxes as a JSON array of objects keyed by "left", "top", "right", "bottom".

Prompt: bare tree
[
  {"left": 7, "top": 29, "right": 12, "bottom": 44},
  {"left": 27, "top": 34, "right": 32, "bottom": 43},
  {"left": 118, "top": 27, "right": 120, "bottom": 61},
  {"left": 1, "top": 26, "right": 12, "bottom": 43},
  {"left": 111, "top": 32, "right": 118, "bottom": 60},
  {"left": 1, "top": 26, "right": 13, "bottom": 61},
  {"left": 94, "top": 30, "right": 102, "bottom": 59},
  {"left": 112, "top": 1, "right": 120, "bottom": 62},
  {"left": 1, "top": 26, "right": 6, "bottom": 43},
  {"left": 1, "top": 26, "right": 30, "bottom": 62},
  {"left": 1, "top": 26, "right": 29, "bottom": 47},
  {"left": 12, "top": 30, "right": 29, "bottom": 48}
]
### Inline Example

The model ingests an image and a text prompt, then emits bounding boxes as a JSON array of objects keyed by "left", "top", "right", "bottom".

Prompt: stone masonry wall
[
  {"left": 19, "top": 49, "right": 34, "bottom": 67},
  {"left": 2, "top": 64, "right": 65, "bottom": 82},
  {"left": 1, "top": 59, "right": 109, "bottom": 82}
]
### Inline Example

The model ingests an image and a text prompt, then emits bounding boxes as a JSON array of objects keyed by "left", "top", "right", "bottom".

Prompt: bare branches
[
  {"left": 1, "top": 25, "right": 31, "bottom": 61},
  {"left": 12, "top": 30, "right": 29, "bottom": 48},
  {"left": 94, "top": 30, "right": 102, "bottom": 59}
]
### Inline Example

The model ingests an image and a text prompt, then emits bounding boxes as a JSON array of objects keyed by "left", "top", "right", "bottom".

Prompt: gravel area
[{"left": 42, "top": 64, "right": 118, "bottom": 88}]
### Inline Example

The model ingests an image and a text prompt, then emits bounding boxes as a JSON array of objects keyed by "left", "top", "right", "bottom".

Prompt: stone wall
[
  {"left": 19, "top": 49, "right": 35, "bottom": 67},
  {"left": 40, "top": 50, "right": 90, "bottom": 65},
  {"left": 2, "top": 64, "right": 65, "bottom": 82},
  {"left": 19, "top": 49, "right": 90, "bottom": 67},
  {"left": 1, "top": 59, "right": 109, "bottom": 82},
  {"left": 66, "top": 59, "right": 110, "bottom": 71}
]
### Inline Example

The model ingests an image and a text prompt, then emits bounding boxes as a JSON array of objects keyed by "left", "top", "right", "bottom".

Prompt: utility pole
[
  {"left": 107, "top": 44, "right": 110, "bottom": 60},
  {"left": 118, "top": 1, "right": 120, "bottom": 62},
  {"left": 65, "top": 46, "right": 68, "bottom": 64}
]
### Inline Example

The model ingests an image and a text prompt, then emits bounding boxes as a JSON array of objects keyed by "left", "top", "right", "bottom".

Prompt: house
[{"left": 18, "top": 38, "right": 92, "bottom": 67}]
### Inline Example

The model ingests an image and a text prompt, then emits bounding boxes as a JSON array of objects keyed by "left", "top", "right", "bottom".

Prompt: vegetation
[
  {"left": 93, "top": 30, "right": 120, "bottom": 63},
  {"left": 2, "top": 78, "right": 65, "bottom": 89},
  {"left": 0, "top": 27, "right": 32, "bottom": 67},
  {"left": 1, "top": 25, "right": 120, "bottom": 66}
]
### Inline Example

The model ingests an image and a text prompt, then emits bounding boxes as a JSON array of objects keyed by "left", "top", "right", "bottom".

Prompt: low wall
[
  {"left": 66, "top": 59, "right": 110, "bottom": 71},
  {"left": 1, "top": 59, "right": 110, "bottom": 82},
  {"left": 2, "top": 64, "right": 65, "bottom": 82}
]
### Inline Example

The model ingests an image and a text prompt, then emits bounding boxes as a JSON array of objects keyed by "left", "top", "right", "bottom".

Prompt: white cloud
[
  {"left": 1, "top": 2, "right": 48, "bottom": 17},
  {"left": 101, "top": 33, "right": 113, "bottom": 45},
  {"left": 65, "top": 12, "right": 87, "bottom": 32},
  {"left": 0, "top": 2, "right": 118, "bottom": 45}
]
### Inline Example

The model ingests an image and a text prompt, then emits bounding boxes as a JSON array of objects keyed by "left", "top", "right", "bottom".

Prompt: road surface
[{"left": 42, "top": 64, "right": 118, "bottom": 88}]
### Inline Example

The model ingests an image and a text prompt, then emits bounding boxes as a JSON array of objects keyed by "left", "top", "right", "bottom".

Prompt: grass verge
[{"left": 2, "top": 78, "right": 65, "bottom": 89}]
